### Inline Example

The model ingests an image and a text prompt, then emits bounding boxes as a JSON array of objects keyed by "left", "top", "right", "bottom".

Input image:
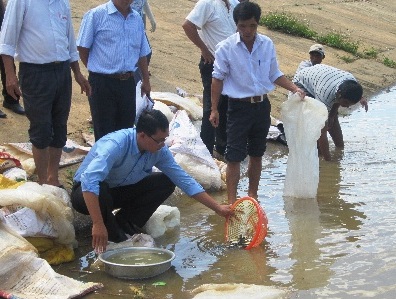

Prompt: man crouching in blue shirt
[{"left": 71, "top": 109, "right": 232, "bottom": 253}]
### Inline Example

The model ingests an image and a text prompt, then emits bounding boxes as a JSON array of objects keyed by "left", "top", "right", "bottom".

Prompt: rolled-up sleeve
[
  {"left": 0, "top": 0, "right": 25, "bottom": 57},
  {"left": 268, "top": 45, "right": 283, "bottom": 83},
  {"left": 212, "top": 44, "right": 229, "bottom": 81},
  {"left": 66, "top": 6, "right": 79, "bottom": 62}
]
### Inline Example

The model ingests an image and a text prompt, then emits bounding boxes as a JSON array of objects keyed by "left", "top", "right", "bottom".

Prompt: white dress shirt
[
  {"left": 213, "top": 33, "right": 284, "bottom": 98},
  {"left": 186, "top": 0, "right": 236, "bottom": 56},
  {"left": 0, "top": 0, "right": 79, "bottom": 64}
]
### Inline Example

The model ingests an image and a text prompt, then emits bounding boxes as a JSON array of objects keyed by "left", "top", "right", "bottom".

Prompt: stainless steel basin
[{"left": 98, "top": 247, "right": 175, "bottom": 279}]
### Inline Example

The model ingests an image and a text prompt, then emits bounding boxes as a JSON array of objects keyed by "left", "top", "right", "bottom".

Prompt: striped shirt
[
  {"left": 293, "top": 64, "right": 357, "bottom": 110},
  {"left": 76, "top": 1, "right": 150, "bottom": 74}
]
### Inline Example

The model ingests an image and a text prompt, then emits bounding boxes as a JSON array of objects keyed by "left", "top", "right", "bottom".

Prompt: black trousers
[
  {"left": 199, "top": 57, "right": 228, "bottom": 155},
  {"left": 88, "top": 72, "right": 136, "bottom": 141},
  {"left": 71, "top": 172, "right": 176, "bottom": 242}
]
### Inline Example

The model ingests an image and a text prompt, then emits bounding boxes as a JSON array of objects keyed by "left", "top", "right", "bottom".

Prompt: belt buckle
[
  {"left": 251, "top": 95, "right": 263, "bottom": 103},
  {"left": 119, "top": 73, "right": 130, "bottom": 80}
]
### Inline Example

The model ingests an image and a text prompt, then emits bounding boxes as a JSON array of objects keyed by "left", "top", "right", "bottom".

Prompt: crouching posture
[{"left": 71, "top": 109, "right": 232, "bottom": 253}]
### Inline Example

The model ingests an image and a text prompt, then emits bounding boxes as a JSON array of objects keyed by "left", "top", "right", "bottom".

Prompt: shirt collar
[
  {"left": 131, "top": 129, "right": 142, "bottom": 155},
  {"left": 107, "top": 1, "right": 132, "bottom": 16}
]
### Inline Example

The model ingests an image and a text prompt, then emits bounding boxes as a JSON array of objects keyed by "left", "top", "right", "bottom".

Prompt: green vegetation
[
  {"left": 260, "top": 12, "right": 358, "bottom": 54},
  {"left": 260, "top": 11, "right": 396, "bottom": 68},
  {"left": 383, "top": 57, "right": 396, "bottom": 68},
  {"left": 362, "top": 47, "right": 378, "bottom": 59},
  {"left": 260, "top": 12, "right": 316, "bottom": 39},
  {"left": 316, "top": 32, "right": 359, "bottom": 54},
  {"left": 339, "top": 55, "right": 355, "bottom": 63}
]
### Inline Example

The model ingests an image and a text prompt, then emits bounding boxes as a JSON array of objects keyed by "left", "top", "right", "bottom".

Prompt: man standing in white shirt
[
  {"left": 210, "top": 2, "right": 305, "bottom": 203},
  {"left": 182, "top": 0, "right": 236, "bottom": 158},
  {"left": 0, "top": 0, "right": 90, "bottom": 187}
]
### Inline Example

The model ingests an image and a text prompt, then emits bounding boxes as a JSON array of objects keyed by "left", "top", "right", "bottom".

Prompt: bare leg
[
  {"left": 47, "top": 147, "right": 63, "bottom": 186},
  {"left": 32, "top": 146, "right": 49, "bottom": 185},
  {"left": 226, "top": 161, "right": 241, "bottom": 204},
  {"left": 247, "top": 156, "right": 262, "bottom": 200},
  {"left": 328, "top": 116, "right": 344, "bottom": 148},
  {"left": 318, "top": 125, "right": 331, "bottom": 161}
]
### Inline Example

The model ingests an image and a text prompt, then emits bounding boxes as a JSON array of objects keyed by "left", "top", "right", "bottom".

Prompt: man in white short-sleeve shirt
[{"left": 182, "top": 0, "right": 236, "bottom": 158}]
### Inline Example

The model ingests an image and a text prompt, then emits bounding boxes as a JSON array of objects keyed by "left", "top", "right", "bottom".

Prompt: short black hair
[
  {"left": 338, "top": 80, "right": 363, "bottom": 104},
  {"left": 136, "top": 109, "right": 169, "bottom": 135},
  {"left": 233, "top": 1, "right": 261, "bottom": 24}
]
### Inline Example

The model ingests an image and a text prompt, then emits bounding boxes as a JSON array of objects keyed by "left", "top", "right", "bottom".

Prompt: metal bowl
[{"left": 98, "top": 247, "right": 175, "bottom": 279}]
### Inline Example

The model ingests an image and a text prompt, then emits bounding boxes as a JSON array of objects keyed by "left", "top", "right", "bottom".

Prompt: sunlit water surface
[{"left": 57, "top": 87, "right": 396, "bottom": 298}]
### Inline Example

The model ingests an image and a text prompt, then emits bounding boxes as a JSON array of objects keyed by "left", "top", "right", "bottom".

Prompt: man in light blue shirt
[
  {"left": 210, "top": 2, "right": 304, "bottom": 203},
  {"left": 0, "top": 0, "right": 90, "bottom": 187},
  {"left": 71, "top": 109, "right": 232, "bottom": 253},
  {"left": 77, "top": 0, "right": 151, "bottom": 141}
]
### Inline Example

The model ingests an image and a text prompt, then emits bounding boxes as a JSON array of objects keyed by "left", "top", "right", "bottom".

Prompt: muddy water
[{"left": 57, "top": 87, "right": 396, "bottom": 298}]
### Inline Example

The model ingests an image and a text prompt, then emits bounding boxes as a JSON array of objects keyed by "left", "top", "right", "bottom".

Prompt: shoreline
[{"left": 1, "top": 0, "right": 395, "bottom": 143}]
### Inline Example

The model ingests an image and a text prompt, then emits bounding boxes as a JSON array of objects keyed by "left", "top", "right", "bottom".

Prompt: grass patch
[
  {"left": 260, "top": 12, "right": 359, "bottom": 55},
  {"left": 362, "top": 47, "right": 378, "bottom": 59},
  {"left": 316, "top": 32, "right": 359, "bottom": 54},
  {"left": 339, "top": 55, "right": 355, "bottom": 63},
  {"left": 383, "top": 57, "right": 396, "bottom": 68},
  {"left": 260, "top": 12, "right": 316, "bottom": 39}
]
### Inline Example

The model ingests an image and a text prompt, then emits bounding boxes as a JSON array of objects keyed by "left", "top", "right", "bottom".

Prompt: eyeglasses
[{"left": 149, "top": 135, "right": 166, "bottom": 145}]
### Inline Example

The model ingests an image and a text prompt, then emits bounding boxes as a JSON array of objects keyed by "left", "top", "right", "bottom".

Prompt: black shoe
[
  {"left": 0, "top": 109, "right": 6, "bottom": 118},
  {"left": 3, "top": 102, "right": 25, "bottom": 115},
  {"left": 115, "top": 213, "right": 138, "bottom": 236}
]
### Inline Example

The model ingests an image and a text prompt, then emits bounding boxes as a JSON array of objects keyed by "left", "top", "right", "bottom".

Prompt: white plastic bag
[
  {"left": 143, "top": 205, "right": 180, "bottom": 238},
  {"left": 135, "top": 80, "right": 154, "bottom": 125},
  {"left": 281, "top": 93, "right": 328, "bottom": 198},
  {"left": 167, "top": 110, "right": 222, "bottom": 190}
]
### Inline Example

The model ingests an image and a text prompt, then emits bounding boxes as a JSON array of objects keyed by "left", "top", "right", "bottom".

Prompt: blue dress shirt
[
  {"left": 74, "top": 128, "right": 205, "bottom": 197},
  {"left": 76, "top": 1, "right": 151, "bottom": 74}
]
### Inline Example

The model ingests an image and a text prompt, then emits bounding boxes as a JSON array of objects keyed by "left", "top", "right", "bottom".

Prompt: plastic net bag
[{"left": 281, "top": 93, "right": 328, "bottom": 198}]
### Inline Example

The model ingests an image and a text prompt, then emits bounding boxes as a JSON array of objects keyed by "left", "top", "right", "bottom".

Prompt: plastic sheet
[{"left": 281, "top": 93, "right": 328, "bottom": 198}]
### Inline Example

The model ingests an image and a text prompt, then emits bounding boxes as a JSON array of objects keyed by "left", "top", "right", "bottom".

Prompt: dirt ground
[{"left": 0, "top": 0, "right": 395, "bottom": 150}]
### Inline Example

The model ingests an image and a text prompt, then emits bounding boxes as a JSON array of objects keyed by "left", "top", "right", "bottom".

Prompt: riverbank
[{"left": 1, "top": 0, "right": 395, "bottom": 145}]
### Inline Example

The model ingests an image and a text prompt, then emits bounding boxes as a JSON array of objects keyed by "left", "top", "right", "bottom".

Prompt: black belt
[
  {"left": 20, "top": 60, "right": 67, "bottom": 67},
  {"left": 92, "top": 71, "right": 134, "bottom": 80},
  {"left": 229, "top": 94, "right": 268, "bottom": 103}
]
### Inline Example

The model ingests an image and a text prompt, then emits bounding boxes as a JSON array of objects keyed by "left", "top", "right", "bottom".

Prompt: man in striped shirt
[
  {"left": 77, "top": 0, "right": 151, "bottom": 141},
  {"left": 293, "top": 64, "right": 368, "bottom": 161}
]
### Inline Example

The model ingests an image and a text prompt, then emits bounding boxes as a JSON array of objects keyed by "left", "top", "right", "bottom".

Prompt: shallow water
[{"left": 57, "top": 87, "right": 396, "bottom": 298}]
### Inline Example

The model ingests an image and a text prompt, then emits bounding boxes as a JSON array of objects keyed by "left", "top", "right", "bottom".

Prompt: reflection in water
[
  {"left": 317, "top": 161, "right": 365, "bottom": 231},
  {"left": 54, "top": 87, "right": 396, "bottom": 298},
  {"left": 284, "top": 196, "right": 331, "bottom": 290}
]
